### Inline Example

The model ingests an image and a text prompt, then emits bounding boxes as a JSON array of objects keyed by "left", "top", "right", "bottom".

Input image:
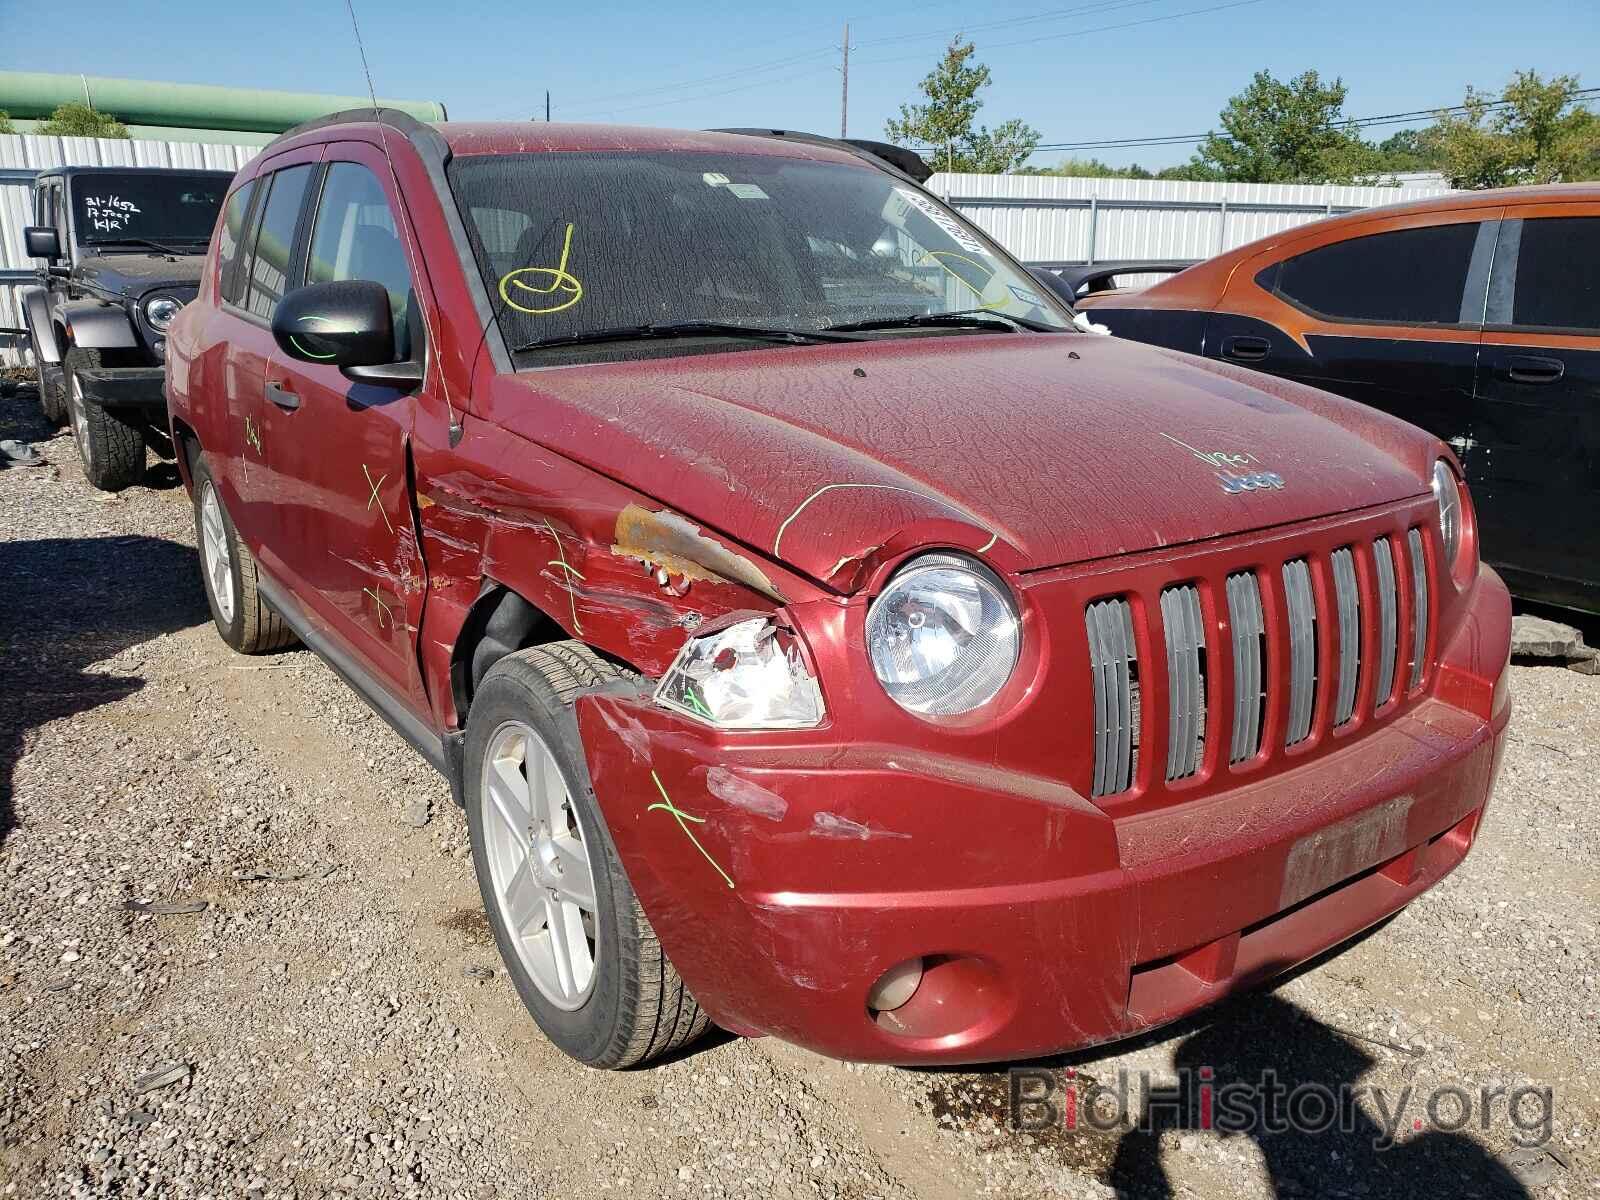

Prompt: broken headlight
[
  {"left": 866, "top": 553, "right": 1020, "bottom": 717},
  {"left": 655, "top": 617, "right": 825, "bottom": 729}
]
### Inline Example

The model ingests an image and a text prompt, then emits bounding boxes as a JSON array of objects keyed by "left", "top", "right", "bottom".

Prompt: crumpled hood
[{"left": 489, "top": 333, "right": 1432, "bottom": 589}]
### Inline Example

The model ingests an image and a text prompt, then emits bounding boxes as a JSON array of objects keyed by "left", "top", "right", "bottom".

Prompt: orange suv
[{"left": 1079, "top": 185, "right": 1600, "bottom": 614}]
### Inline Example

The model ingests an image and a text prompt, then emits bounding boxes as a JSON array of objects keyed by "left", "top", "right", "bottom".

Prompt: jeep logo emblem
[
  {"left": 1217, "top": 469, "right": 1286, "bottom": 494},
  {"left": 1160, "top": 433, "right": 1286, "bottom": 495}
]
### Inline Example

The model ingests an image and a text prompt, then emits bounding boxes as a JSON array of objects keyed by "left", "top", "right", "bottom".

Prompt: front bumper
[
  {"left": 75, "top": 366, "right": 165, "bottom": 412},
  {"left": 576, "top": 565, "right": 1512, "bottom": 1064}
]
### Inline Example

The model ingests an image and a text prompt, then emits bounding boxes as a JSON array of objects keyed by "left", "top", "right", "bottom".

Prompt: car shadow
[
  {"left": 1103, "top": 991, "right": 1533, "bottom": 1199},
  {"left": 0, "top": 533, "right": 210, "bottom": 847},
  {"left": 911, "top": 936, "right": 1536, "bottom": 1199}
]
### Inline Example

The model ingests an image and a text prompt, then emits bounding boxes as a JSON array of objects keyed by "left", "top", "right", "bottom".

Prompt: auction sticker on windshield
[{"left": 891, "top": 187, "right": 990, "bottom": 256}]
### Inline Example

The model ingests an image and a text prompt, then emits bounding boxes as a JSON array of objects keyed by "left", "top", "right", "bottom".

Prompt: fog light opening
[{"left": 866, "top": 957, "right": 925, "bottom": 1013}]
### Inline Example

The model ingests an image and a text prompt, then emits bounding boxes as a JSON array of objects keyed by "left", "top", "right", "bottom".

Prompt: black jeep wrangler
[{"left": 20, "top": 166, "right": 233, "bottom": 490}]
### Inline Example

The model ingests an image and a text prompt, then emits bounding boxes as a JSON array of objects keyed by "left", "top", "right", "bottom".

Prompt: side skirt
[{"left": 255, "top": 571, "right": 466, "bottom": 803}]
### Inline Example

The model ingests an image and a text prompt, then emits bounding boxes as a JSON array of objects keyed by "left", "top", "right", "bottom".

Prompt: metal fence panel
[{"left": 928, "top": 171, "right": 1453, "bottom": 265}]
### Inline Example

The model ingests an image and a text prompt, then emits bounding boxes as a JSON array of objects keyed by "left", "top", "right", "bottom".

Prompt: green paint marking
[
  {"left": 289, "top": 334, "right": 338, "bottom": 360},
  {"left": 684, "top": 689, "right": 714, "bottom": 720},
  {"left": 648, "top": 770, "right": 734, "bottom": 890}
]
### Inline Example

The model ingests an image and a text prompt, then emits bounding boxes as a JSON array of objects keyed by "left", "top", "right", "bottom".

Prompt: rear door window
[
  {"left": 216, "top": 180, "right": 258, "bottom": 306},
  {"left": 1509, "top": 217, "right": 1600, "bottom": 332},
  {"left": 244, "top": 165, "right": 315, "bottom": 321},
  {"left": 1271, "top": 223, "right": 1480, "bottom": 325}
]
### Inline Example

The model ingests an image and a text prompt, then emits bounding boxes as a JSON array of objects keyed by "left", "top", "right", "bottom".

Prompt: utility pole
[
  {"left": 545, "top": 90, "right": 551, "bottom": 121},
  {"left": 839, "top": 23, "right": 849, "bottom": 138}
]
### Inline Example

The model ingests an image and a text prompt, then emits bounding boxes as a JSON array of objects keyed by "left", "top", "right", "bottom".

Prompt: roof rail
[
  {"left": 710, "top": 128, "right": 932, "bottom": 184},
  {"left": 264, "top": 105, "right": 435, "bottom": 153}
]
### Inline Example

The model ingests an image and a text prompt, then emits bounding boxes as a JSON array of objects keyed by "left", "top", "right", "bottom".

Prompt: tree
[
  {"left": 1196, "top": 69, "right": 1374, "bottom": 183},
  {"left": 1428, "top": 71, "right": 1599, "bottom": 188},
  {"left": 37, "top": 102, "right": 129, "bottom": 139},
  {"left": 885, "top": 37, "right": 1040, "bottom": 174},
  {"left": 0, "top": 111, "right": 14, "bottom": 135}
]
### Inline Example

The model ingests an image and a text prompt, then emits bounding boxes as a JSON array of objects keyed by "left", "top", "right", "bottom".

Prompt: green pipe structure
[{"left": 0, "top": 71, "right": 446, "bottom": 134}]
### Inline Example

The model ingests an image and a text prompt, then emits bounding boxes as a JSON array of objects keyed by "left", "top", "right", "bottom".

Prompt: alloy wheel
[
  {"left": 480, "top": 720, "right": 600, "bottom": 1010},
  {"left": 199, "top": 482, "right": 236, "bottom": 625}
]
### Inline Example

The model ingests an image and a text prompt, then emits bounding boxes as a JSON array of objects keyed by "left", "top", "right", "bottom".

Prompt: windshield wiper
[
  {"left": 514, "top": 320, "right": 869, "bottom": 354},
  {"left": 101, "top": 237, "right": 205, "bottom": 257},
  {"left": 825, "top": 308, "right": 1059, "bottom": 334}
]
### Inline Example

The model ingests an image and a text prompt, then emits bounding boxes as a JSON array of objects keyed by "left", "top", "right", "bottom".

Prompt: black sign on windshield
[{"left": 71, "top": 173, "right": 228, "bottom": 245}]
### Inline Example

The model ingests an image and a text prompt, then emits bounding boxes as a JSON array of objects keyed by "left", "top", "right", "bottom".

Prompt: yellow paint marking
[
  {"left": 363, "top": 464, "right": 396, "bottom": 536},
  {"left": 648, "top": 771, "right": 734, "bottom": 890},
  {"left": 498, "top": 223, "right": 583, "bottom": 316}
]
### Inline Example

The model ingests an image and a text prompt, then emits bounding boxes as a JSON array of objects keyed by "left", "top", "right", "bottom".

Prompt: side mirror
[
  {"left": 272, "top": 279, "right": 425, "bottom": 389},
  {"left": 24, "top": 226, "right": 62, "bottom": 260}
]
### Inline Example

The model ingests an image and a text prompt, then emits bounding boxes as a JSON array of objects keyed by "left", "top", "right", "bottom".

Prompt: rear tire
[
  {"left": 64, "top": 346, "right": 145, "bottom": 491},
  {"left": 191, "top": 455, "right": 296, "bottom": 655},
  {"left": 465, "top": 642, "right": 709, "bottom": 1068}
]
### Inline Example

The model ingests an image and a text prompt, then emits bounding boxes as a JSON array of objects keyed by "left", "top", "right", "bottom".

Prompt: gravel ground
[{"left": 0, "top": 378, "right": 1595, "bottom": 1200}]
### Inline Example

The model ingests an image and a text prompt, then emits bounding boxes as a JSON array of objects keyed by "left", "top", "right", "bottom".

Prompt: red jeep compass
[{"left": 166, "top": 109, "right": 1512, "bottom": 1069}]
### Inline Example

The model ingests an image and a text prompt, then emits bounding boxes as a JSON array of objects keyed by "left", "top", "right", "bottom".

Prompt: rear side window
[
  {"left": 216, "top": 180, "right": 258, "bottom": 306},
  {"left": 1511, "top": 217, "right": 1600, "bottom": 332},
  {"left": 1272, "top": 223, "right": 1480, "bottom": 325},
  {"left": 244, "top": 165, "right": 315, "bottom": 321}
]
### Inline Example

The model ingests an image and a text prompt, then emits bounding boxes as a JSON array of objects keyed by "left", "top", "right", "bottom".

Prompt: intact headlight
[
  {"left": 143, "top": 295, "right": 183, "bottom": 332},
  {"left": 866, "top": 553, "right": 1020, "bottom": 717},
  {"left": 1431, "top": 458, "right": 1463, "bottom": 566},
  {"left": 655, "top": 617, "right": 825, "bottom": 729}
]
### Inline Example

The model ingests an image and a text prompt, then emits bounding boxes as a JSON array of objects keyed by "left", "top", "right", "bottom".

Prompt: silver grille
[
  {"left": 1086, "top": 598, "right": 1139, "bottom": 797},
  {"left": 1407, "top": 528, "right": 1429, "bottom": 689},
  {"left": 1373, "top": 537, "right": 1398, "bottom": 705},
  {"left": 1225, "top": 572, "right": 1266, "bottom": 764},
  {"left": 1160, "top": 585, "right": 1206, "bottom": 780},
  {"left": 1330, "top": 547, "right": 1361, "bottom": 726},
  {"left": 1282, "top": 559, "right": 1318, "bottom": 745}
]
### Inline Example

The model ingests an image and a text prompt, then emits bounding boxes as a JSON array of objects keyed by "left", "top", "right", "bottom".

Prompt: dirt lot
[{"left": 0, "top": 380, "right": 1595, "bottom": 1200}]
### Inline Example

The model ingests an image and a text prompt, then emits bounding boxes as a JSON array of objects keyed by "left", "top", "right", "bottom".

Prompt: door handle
[
  {"left": 1503, "top": 355, "right": 1564, "bottom": 385},
  {"left": 1223, "top": 335, "right": 1270, "bottom": 362},
  {"left": 265, "top": 380, "right": 301, "bottom": 411}
]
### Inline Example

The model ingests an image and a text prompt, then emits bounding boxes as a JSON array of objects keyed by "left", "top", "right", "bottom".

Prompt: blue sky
[{"left": 4, "top": 0, "right": 1596, "bottom": 169}]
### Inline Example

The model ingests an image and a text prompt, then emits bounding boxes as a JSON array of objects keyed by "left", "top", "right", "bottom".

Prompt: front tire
[
  {"left": 466, "top": 643, "right": 708, "bottom": 1068},
  {"left": 191, "top": 456, "right": 296, "bottom": 654},
  {"left": 64, "top": 346, "right": 145, "bottom": 491}
]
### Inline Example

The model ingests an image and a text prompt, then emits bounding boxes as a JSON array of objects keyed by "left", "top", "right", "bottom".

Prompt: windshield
[
  {"left": 448, "top": 151, "right": 1071, "bottom": 360},
  {"left": 70, "top": 173, "right": 228, "bottom": 246}
]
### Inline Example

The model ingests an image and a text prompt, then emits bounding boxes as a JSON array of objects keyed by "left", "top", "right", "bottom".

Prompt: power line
[
  {"left": 851, "top": 0, "right": 1176, "bottom": 52},
  {"left": 561, "top": 45, "right": 837, "bottom": 111},
  {"left": 561, "top": 0, "right": 1225, "bottom": 119},
  {"left": 855, "top": 0, "right": 1270, "bottom": 67},
  {"left": 564, "top": 64, "right": 841, "bottom": 120},
  {"left": 1023, "top": 87, "right": 1600, "bottom": 152}
]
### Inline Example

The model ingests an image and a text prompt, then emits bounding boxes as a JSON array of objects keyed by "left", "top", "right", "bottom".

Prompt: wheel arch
[
  {"left": 19, "top": 286, "right": 62, "bottom": 364},
  {"left": 449, "top": 580, "right": 575, "bottom": 733},
  {"left": 57, "top": 299, "right": 139, "bottom": 351}
]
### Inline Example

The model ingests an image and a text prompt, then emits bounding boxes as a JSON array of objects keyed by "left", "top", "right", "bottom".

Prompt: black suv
[{"left": 21, "top": 166, "right": 233, "bottom": 490}]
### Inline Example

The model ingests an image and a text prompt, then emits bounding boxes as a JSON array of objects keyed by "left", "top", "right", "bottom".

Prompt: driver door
[{"left": 257, "top": 145, "right": 431, "bottom": 716}]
